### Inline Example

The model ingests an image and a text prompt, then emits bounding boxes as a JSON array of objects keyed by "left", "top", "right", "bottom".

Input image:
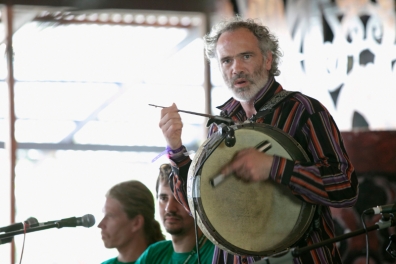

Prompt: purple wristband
[
  {"left": 166, "top": 145, "right": 185, "bottom": 154},
  {"left": 151, "top": 145, "right": 185, "bottom": 163}
]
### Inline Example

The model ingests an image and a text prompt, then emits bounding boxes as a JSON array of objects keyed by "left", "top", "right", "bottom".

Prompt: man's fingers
[
  {"left": 158, "top": 103, "right": 184, "bottom": 150},
  {"left": 159, "top": 108, "right": 182, "bottom": 129}
]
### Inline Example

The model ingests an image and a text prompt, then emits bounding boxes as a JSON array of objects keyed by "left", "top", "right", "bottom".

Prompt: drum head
[{"left": 187, "top": 123, "right": 315, "bottom": 256}]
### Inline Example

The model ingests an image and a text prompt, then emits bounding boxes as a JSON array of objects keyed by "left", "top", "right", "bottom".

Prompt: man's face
[
  {"left": 216, "top": 27, "right": 272, "bottom": 102},
  {"left": 158, "top": 182, "right": 195, "bottom": 236},
  {"left": 98, "top": 197, "right": 135, "bottom": 249}
]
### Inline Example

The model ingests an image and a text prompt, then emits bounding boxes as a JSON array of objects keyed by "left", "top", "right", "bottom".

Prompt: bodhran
[{"left": 187, "top": 123, "right": 316, "bottom": 256}]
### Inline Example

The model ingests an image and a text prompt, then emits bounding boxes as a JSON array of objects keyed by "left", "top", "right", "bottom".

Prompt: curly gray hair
[{"left": 203, "top": 16, "right": 282, "bottom": 76}]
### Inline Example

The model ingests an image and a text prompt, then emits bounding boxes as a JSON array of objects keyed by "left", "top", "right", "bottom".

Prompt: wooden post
[
  {"left": 3, "top": 4, "right": 17, "bottom": 264},
  {"left": 203, "top": 10, "right": 212, "bottom": 139}
]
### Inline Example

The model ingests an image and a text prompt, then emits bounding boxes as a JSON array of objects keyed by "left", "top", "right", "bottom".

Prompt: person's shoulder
[
  {"left": 198, "top": 238, "right": 216, "bottom": 263},
  {"left": 202, "top": 238, "right": 215, "bottom": 250},
  {"left": 146, "top": 239, "right": 173, "bottom": 251},
  {"left": 101, "top": 257, "right": 117, "bottom": 264},
  {"left": 289, "top": 91, "right": 317, "bottom": 103},
  {"left": 136, "top": 240, "right": 173, "bottom": 264},
  {"left": 290, "top": 91, "right": 329, "bottom": 114}
]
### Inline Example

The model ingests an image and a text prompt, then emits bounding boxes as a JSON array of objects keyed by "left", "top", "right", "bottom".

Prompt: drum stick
[
  {"left": 209, "top": 140, "right": 272, "bottom": 188},
  {"left": 149, "top": 104, "right": 234, "bottom": 126},
  {"left": 149, "top": 104, "right": 214, "bottom": 118}
]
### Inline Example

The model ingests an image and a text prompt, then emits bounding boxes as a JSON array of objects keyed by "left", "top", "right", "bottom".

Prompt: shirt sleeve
[
  {"left": 269, "top": 109, "right": 359, "bottom": 208},
  {"left": 167, "top": 146, "right": 193, "bottom": 215}
]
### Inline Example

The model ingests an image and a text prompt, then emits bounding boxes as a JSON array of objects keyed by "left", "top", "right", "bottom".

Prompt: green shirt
[
  {"left": 135, "top": 239, "right": 214, "bottom": 264},
  {"left": 101, "top": 257, "right": 136, "bottom": 264}
]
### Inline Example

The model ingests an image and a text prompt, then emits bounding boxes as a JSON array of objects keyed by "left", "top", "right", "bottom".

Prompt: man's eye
[{"left": 244, "top": 54, "right": 251, "bottom": 59}]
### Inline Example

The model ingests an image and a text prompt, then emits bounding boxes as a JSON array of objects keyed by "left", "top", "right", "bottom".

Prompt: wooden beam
[{"left": 0, "top": 0, "right": 214, "bottom": 13}]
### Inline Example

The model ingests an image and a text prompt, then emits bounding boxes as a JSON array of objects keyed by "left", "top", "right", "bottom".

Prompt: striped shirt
[{"left": 168, "top": 76, "right": 359, "bottom": 264}]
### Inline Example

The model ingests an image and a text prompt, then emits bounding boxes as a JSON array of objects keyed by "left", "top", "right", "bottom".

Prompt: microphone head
[{"left": 81, "top": 214, "right": 95, "bottom": 228}]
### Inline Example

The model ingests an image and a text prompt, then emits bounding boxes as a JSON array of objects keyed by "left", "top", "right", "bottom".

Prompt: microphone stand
[
  {"left": 256, "top": 214, "right": 395, "bottom": 263},
  {"left": 294, "top": 214, "right": 394, "bottom": 256},
  {"left": 0, "top": 222, "right": 66, "bottom": 245}
]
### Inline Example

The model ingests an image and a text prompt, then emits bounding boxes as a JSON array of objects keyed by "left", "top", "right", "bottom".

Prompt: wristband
[
  {"left": 151, "top": 145, "right": 186, "bottom": 163},
  {"left": 166, "top": 145, "right": 185, "bottom": 154}
]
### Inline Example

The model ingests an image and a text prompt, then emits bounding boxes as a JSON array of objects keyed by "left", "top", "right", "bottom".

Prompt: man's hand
[
  {"left": 221, "top": 148, "right": 274, "bottom": 182},
  {"left": 159, "top": 103, "right": 183, "bottom": 150}
]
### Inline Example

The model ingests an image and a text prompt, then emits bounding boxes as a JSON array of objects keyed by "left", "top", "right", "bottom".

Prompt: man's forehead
[
  {"left": 216, "top": 29, "right": 259, "bottom": 57},
  {"left": 158, "top": 182, "right": 171, "bottom": 194},
  {"left": 105, "top": 196, "right": 122, "bottom": 207},
  {"left": 103, "top": 198, "right": 123, "bottom": 214}
]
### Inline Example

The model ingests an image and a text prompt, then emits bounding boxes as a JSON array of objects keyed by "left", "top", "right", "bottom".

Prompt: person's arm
[
  {"left": 159, "top": 103, "right": 194, "bottom": 214},
  {"left": 270, "top": 110, "right": 359, "bottom": 208},
  {"left": 167, "top": 148, "right": 192, "bottom": 214},
  {"left": 166, "top": 121, "right": 222, "bottom": 215}
]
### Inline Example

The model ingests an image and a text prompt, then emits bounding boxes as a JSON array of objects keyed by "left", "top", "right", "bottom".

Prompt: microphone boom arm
[
  {"left": 253, "top": 214, "right": 395, "bottom": 263},
  {"left": 292, "top": 215, "right": 394, "bottom": 257},
  {"left": 0, "top": 214, "right": 95, "bottom": 245},
  {"left": 0, "top": 222, "right": 61, "bottom": 244}
]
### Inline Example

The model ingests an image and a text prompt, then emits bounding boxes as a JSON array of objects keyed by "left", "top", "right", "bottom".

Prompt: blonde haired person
[{"left": 99, "top": 180, "right": 165, "bottom": 264}]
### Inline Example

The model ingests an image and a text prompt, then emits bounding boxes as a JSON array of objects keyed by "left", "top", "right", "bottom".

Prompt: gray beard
[
  {"left": 224, "top": 65, "right": 268, "bottom": 102},
  {"left": 230, "top": 81, "right": 266, "bottom": 102}
]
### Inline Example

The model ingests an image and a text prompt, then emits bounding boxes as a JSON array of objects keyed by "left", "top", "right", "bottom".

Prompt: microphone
[
  {"left": 0, "top": 214, "right": 95, "bottom": 242},
  {"left": 364, "top": 204, "right": 396, "bottom": 215},
  {"left": 42, "top": 214, "right": 95, "bottom": 228},
  {"left": 0, "top": 217, "right": 38, "bottom": 233}
]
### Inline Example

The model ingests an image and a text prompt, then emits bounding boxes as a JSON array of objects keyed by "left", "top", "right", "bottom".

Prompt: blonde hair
[{"left": 107, "top": 180, "right": 165, "bottom": 245}]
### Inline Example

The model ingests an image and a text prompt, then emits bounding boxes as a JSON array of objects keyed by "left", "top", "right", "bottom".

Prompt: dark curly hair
[{"left": 155, "top": 163, "right": 172, "bottom": 198}]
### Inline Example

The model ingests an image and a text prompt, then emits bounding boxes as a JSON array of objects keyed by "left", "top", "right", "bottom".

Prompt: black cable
[
  {"left": 360, "top": 210, "right": 370, "bottom": 264},
  {"left": 193, "top": 203, "right": 202, "bottom": 264}
]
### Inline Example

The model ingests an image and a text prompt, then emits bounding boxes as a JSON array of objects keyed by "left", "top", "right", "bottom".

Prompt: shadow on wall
[{"left": 331, "top": 172, "right": 396, "bottom": 264}]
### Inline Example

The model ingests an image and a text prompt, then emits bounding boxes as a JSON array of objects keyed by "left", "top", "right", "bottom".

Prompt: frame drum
[{"left": 187, "top": 123, "right": 316, "bottom": 256}]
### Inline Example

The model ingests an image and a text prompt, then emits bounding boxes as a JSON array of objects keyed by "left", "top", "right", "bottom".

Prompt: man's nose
[
  {"left": 165, "top": 197, "right": 178, "bottom": 212},
  {"left": 232, "top": 58, "right": 246, "bottom": 75},
  {"left": 97, "top": 218, "right": 105, "bottom": 228}
]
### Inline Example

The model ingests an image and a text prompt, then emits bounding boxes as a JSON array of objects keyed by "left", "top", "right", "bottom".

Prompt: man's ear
[
  {"left": 131, "top": 214, "right": 144, "bottom": 233},
  {"left": 265, "top": 51, "right": 273, "bottom": 71}
]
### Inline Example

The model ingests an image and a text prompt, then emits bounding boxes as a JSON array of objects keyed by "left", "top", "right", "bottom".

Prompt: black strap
[
  {"left": 251, "top": 91, "right": 298, "bottom": 121},
  {"left": 226, "top": 254, "right": 234, "bottom": 264}
]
